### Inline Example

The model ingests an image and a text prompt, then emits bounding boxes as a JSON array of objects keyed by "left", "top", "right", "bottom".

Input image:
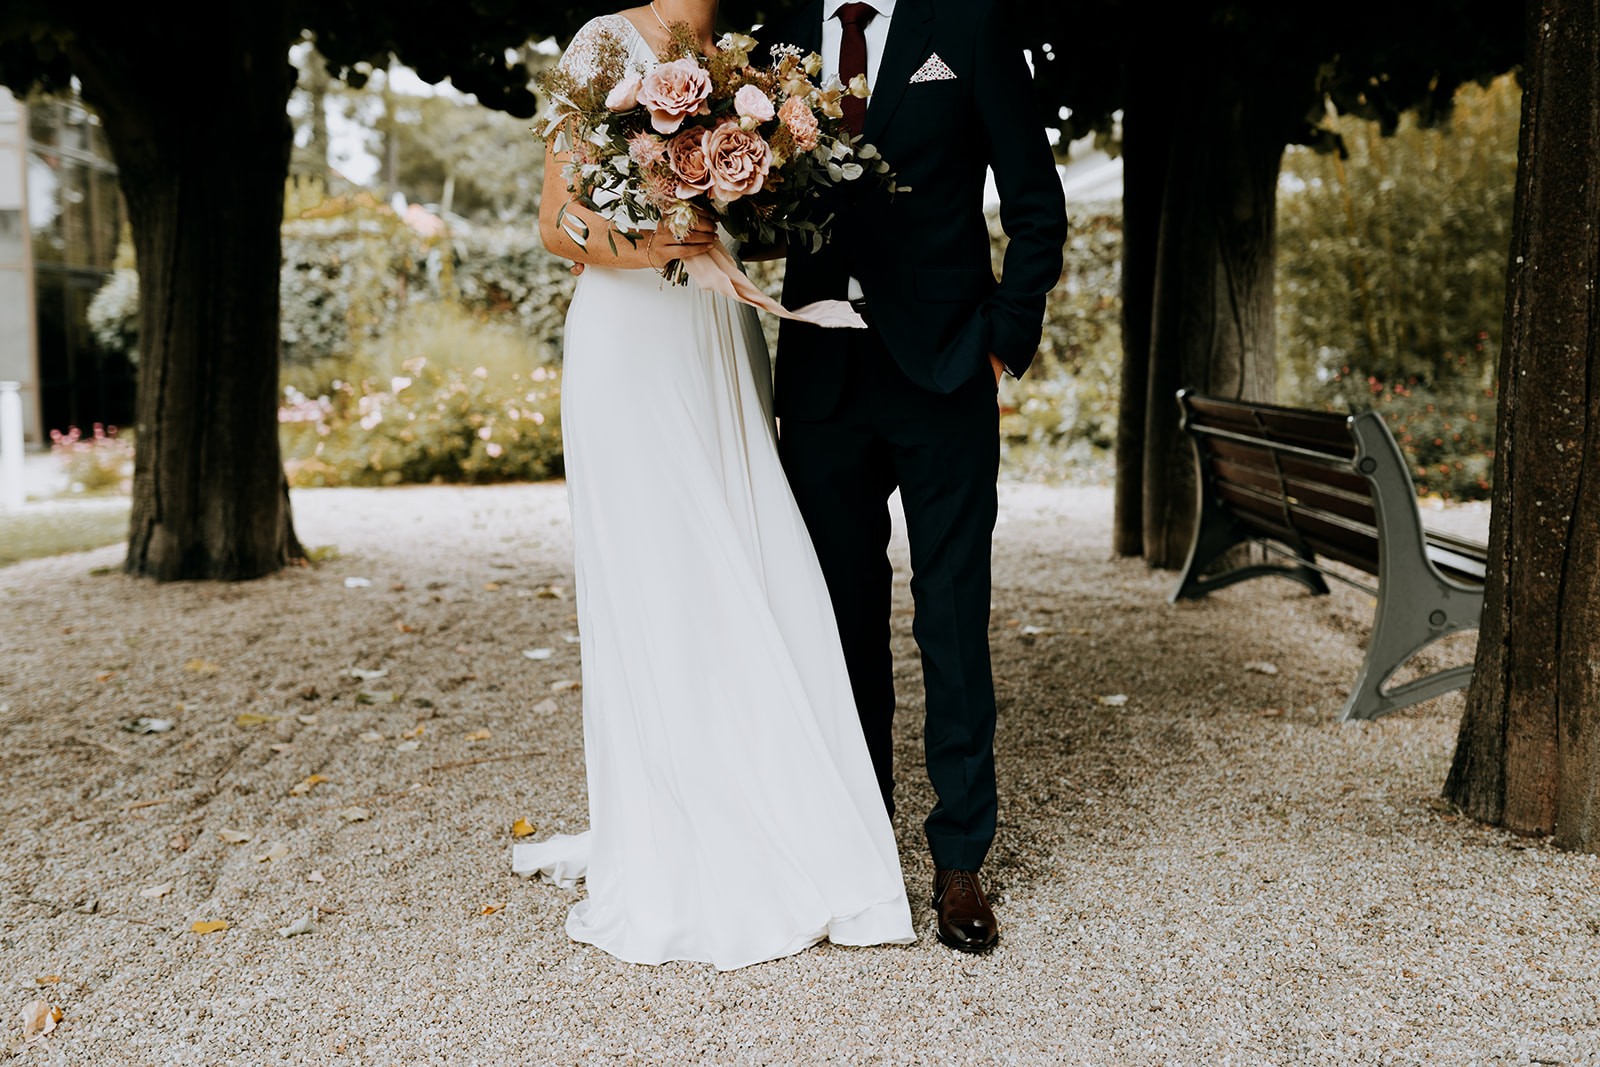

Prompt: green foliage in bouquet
[{"left": 279, "top": 304, "right": 562, "bottom": 488}]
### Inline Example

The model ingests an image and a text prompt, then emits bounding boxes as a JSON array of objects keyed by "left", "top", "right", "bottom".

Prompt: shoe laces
[{"left": 939, "top": 869, "right": 982, "bottom": 905}]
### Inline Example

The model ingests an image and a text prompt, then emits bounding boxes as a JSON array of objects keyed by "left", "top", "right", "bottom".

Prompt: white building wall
[{"left": 0, "top": 92, "right": 39, "bottom": 445}]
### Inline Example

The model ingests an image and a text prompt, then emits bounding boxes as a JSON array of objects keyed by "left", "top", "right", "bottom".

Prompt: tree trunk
[
  {"left": 307, "top": 44, "right": 331, "bottom": 185},
  {"left": 1444, "top": 0, "right": 1600, "bottom": 848},
  {"left": 1141, "top": 61, "right": 1283, "bottom": 568},
  {"left": 1113, "top": 82, "right": 1172, "bottom": 558},
  {"left": 68, "top": 6, "right": 302, "bottom": 580}
]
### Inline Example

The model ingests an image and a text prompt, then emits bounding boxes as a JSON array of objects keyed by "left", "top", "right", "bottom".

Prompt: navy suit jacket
[{"left": 762, "top": 0, "right": 1068, "bottom": 420}]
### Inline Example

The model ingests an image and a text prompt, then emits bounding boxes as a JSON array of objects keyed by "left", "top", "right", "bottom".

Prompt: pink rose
[
  {"left": 605, "top": 71, "right": 642, "bottom": 111},
  {"left": 703, "top": 121, "right": 772, "bottom": 201},
  {"left": 637, "top": 59, "right": 713, "bottom": 134},
  {"left": 665, "top": 128, "right": 713, "bottom": 197},
  {"left": 778, "top": 95, "right": 819, "bottom": 152},
  {"left": 733, "top": 84, "right": 775, "bottom": 122}
]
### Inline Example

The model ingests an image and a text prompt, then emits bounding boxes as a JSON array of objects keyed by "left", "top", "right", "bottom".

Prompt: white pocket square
[{"left": 909, "top": 53, "right": 957, "bottom": 83}]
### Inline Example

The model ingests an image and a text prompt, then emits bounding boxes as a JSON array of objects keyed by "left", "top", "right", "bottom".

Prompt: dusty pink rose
[
  {"left": 665, "top": 128, "right": 713, "bottom": 197},
  {"left": 637, "top": 59, "right": 713, "bottom": 134},
  {"left": 703, "top": 121, "right": 772, "bottom": 201},
  {"left": 778, "top": 95, "right": 819, "bottom": 151},
  {"left": 733, "top": 84, "right": 776, "bottom": 122},
  {"left": 605, "top": 71, "right": 642, "bottom": 111},
  {"left": 628, "top": 130, "right": 665, "bottom": 165}
]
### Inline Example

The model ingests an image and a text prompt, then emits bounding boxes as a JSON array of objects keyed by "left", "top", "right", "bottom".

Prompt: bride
[{"left": 512, "top": 0, "right": 916, "bottom": 970}]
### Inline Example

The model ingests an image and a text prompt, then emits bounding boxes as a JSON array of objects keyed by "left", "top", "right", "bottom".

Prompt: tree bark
[
  {"left": 1140, "top": 60, "right": 1283, "bottom": 568},
  {"left": 68, "top": 6, "right": 302, "bottom": 580},
  {"left": 1113, "top": 81, "right": 1172, "bottom": 558},
  {"left": 1445, "top": 0, "right": 1600, "bottom": 848}
]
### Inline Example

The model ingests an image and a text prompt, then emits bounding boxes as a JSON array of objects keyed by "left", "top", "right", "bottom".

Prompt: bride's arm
[{"left": 538, "top": 141, "right": 716, "bottom": 270}]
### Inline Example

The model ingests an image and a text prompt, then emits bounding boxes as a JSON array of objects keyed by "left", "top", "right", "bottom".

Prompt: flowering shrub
[
  {"left": 1322, "top": 371, "right": 1495, "bottom": 500},
  {"left": 279, "top": 304, "right": 562, "bottom": 487},
  {"left": 50, "top": 424, "right": 134, "bottom": 494}
]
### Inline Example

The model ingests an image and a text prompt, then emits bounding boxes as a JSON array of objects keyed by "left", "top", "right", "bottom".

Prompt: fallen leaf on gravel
[
  {"left": 1066, "top": 628, "right": 1091, "bottom": 635},
  {"left": 235, "top": 713, "right": 282, "bottom": 727},
  {"left": 401, "top": 724, "right": 425, "bottom": 740},
  {"left": 512, "top": 818, "right": 537, "bottom": 838},
  {"left": 96, "top": 671, "right": 118, "bottom": 682},
  {"left": 412, "top": 698, "right": 434, "bottom": 709},
  {"left": 191, "top": 920, "right": 229, "bottom": 934},
  {"left": 307, "top": 870, "right": 326, "bottom": 883},
  {"left": 349, "top": 668, "right": 387, "bottom": 681},
  {"left": 295, "top": 715, "right": 317, "bottom": 726},
  {"left": 31, "top": 977, "right": 59, "bottom": 986},
  {"left": 276, "top": 910, "right": 317, "bottom": 938},
  {"left": 1018, "top": 625, "right": 1055, "bottom": 636},
  {"left": 251, "top": 842, "right": 289, "bottom": 862},
  {"left": 1244, "top": 661, "right": 1280, "bottom": 676},
  {"left": 19, "top": 999, "right": 62, "bottom": 1043},
  {"left": 532, "top": 698, "right": 559, "bottom": 714},
  {"left": 396, "top": 740, "right": 421, "bottom": 752},
  {"left": 396, "top": 623, "right": 419, "bottom": 633},
  {"left": 358, "top": 731, "right": 385, "bottom": 743},
  {"left": 563, "top": 634, "right": 581, "bottom": 644},
  {"left": 299, "top": 686, "right": 320, "bottom": 701},
  {"left": 1256, "top": 707, "right": 1285, "bottom": 717},
  {"left": 480, "top": 901, "right": 507, "bottom": 915},
  {"left": 139, "top": 882, "right": 173, "bottom": 899},
  {"left": 522, "top": 648, "right": 554, "bottom": 660},
  {"left": 275, "top": 908, "right": 315, "bottom": 934},
  {"left": 535, "top": 585, "right": 568, "bottom": 600},
  {"left": 289, "top": 775, "right": 329, "bottom": 796},
  {"left": 169, "top": 833, "right": 189, "bottom": 852},
  {"left": 183, "top": 660, "right": 220, "bottom": 675},
  {"left": 357, "top": 691, "right": 397, "bottom": 705},
  {"left": 464, "top": 729, "right": 491, "bottom": 742},
  {"left": 483, "top": 582, "right": 501, "bottom": 591},
  {"left": 269, "top": 743, "right": 293, "bottom": 752},
  {"left": 304, "top": 545, "right": 340, "bottom": 563},
  {"left": 550, "top": 680, "right": 581, "bottom": 693},
  {"left": 391, "top": 583, "right": 406, "bottom": 592},
  {"left": 343, "top": 577, "right": 372, "bottom": 588},
  {"left": 338, "top": 807, "right": 369, "bottom": 822},
  {"left": 1097, "top": 694, "right": 1129, "bottom": 707},
  {"left": 217, "top": 830, "right": 251, "bottom": 843},
  {"left": 1004, "top": 619, "right": 1020, "bottom": 627},
  {"left": 121, "top": 717, "right": 173, "bottom": 734}
]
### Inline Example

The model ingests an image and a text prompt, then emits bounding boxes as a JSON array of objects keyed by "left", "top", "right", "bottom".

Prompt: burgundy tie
[{"left": 837, "top": 2, "right": 876, "bottom": 136}]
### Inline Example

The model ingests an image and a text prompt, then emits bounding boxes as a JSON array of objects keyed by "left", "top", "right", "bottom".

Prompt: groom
[{"left": 764, "top": 0, "right": 1067, "bottom": 953}]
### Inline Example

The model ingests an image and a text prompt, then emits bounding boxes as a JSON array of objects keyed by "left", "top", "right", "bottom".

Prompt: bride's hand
[{"left": 646, "top": 211, "right": 718, "bottom": 269}]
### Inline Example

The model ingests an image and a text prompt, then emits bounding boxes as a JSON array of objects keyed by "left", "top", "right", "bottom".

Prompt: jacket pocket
[{"left": 914, "top": 266, "right": 995, "bottom": 303}]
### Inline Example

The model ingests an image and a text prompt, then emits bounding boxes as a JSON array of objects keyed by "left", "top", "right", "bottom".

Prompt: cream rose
[
  {"left": 605, "top": 71, "right": 641, "bottom": 111},
  {"left": 703, "top": 121, "right": 772, "bottom": 201},
  {"left": 637, "top": 59, "right": 713, "bottom": 134},
  {"left": 734, "top": 84, "right": 776, "bottom": 122}
]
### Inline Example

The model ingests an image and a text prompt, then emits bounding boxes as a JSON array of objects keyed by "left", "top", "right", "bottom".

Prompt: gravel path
[{"left": 1, "top": 483, "right": 1594, "bottom": 1066}]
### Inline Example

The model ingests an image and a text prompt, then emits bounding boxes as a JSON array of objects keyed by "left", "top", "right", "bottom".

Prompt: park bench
[{"left": 1169, "top": 390, "right": 1487, "bottom": 722}]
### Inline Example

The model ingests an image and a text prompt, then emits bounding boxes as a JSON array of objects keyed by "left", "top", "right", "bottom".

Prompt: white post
[{"left": 0, "top": 381, "right": 24, "bottom": 510}]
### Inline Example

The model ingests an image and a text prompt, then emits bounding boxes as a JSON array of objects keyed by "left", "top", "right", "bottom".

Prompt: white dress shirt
[{"left": 820, "top": 0, "right": 896, "bottom": 301}]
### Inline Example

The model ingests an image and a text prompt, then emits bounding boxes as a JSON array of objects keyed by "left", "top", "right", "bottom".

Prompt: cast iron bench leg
[{"left": 1341, "top": 412, "right": 1486, "bottom": 721}]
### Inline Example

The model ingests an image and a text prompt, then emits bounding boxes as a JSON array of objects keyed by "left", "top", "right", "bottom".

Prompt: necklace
[{"left": 649, "top": 1, "right": 670, "bottom": 31}]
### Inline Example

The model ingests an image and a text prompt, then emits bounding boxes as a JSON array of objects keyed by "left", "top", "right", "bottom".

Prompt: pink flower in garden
[
  {"left": 733, "top": 84, "right": 775, "bottom": 122},
  {"left": 606, "top": 71, "right": 642, "bottom": 111},
  {"left": 778, "top": 95, "right": 819, "bottom": 151},
  {"left": 665, "top": 129, "right": 714, "bottom": 197},
  {"left": 628, "top": 130, "right": 666, "bottom": 165},
  {"left": 703, "top": 121, "right": 772, "bottom": 201},
  {"left": 637, "top": 59, "right": 713, "bottom": 133}
]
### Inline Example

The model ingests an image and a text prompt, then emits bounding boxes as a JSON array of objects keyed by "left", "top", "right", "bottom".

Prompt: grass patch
[{"left": 0, "top": 501, "right": 130, "bottom": 568}]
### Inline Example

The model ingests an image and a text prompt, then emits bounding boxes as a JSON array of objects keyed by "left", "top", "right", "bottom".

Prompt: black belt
[{"left": 849, "top": 297, "right": 873, "bottom": 328}]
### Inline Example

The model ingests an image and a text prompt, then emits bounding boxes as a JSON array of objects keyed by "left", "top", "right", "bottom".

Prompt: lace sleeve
[{"left": 557, "top": 17, "right": 610, "bottom": 82}]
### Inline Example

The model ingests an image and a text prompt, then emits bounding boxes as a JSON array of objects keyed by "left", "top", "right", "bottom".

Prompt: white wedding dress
[{"left": 512, "top": 14, "right": 914, "bottom": 971}]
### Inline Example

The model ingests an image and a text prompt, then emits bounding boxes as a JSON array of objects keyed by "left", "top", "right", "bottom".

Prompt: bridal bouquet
[{"left": 538, "top": 24, "right": 900, "bottom": 327}]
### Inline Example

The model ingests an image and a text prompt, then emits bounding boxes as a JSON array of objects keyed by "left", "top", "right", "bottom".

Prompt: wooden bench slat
[
  {"left": 1186, "top": 396, "right": 1357, "bottom": 458},
  {"left": 1210, "top": 457, "right": 1378, "bottom": 528},
  {"left": 1204, "top": 438, "right": 1372, "bottom": 495}
]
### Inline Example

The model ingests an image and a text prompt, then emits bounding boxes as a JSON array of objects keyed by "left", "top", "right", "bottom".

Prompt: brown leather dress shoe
[{"left": 932, "top": 868, "right": 1000, "bottom": 953}]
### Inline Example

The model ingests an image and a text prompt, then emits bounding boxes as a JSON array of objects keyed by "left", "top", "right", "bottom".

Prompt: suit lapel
[
  {"left": 781, "top": 0, "right": 824, "bottom": 55},
  {"left": 862, "top": 0, "right": 933, "bottom": 144}
]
